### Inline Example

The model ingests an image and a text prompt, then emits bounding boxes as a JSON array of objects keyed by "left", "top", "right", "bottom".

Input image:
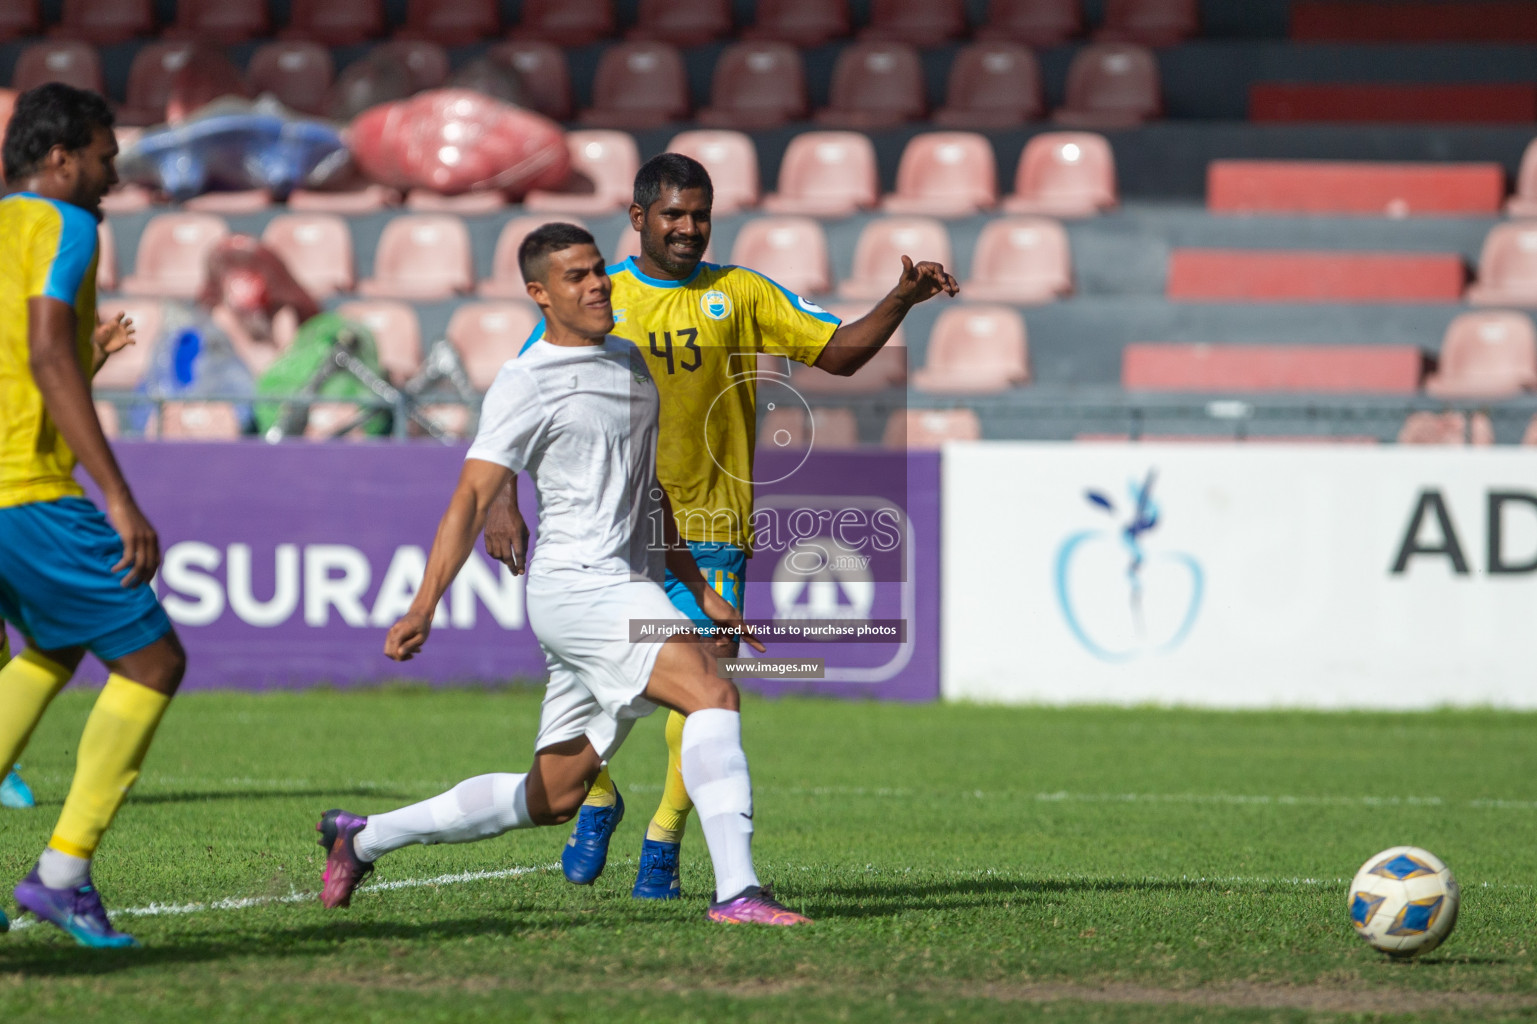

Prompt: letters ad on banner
[{"left": 944, "top": 443, "right": 1537, "bottom": 709}]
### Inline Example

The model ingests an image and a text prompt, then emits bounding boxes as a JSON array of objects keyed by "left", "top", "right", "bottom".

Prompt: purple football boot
[
  {"left": 706, "top": 885, "right": 811, "bottom": 926},
  {"left": 316, "top": 809, "right": 373, "bottom": 909},
  {"left": 14, "top": 867, "right": 137, "bottom": 948}
]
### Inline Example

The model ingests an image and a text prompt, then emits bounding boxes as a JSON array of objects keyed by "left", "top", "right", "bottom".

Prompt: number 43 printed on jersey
[{"left": 648, "top": 329, "right": 701, "bottom": 374}]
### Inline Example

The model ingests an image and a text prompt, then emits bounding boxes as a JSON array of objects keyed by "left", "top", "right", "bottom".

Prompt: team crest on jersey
[
  {"left": 701, "top": 290, "right": 733, "bottom": 320},
  {"left": 613, "top": 308, "right": 627, "bottom": 324}
]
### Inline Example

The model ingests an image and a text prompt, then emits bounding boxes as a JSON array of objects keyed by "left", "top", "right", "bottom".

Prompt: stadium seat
[
  {"left": 1425, "top": 312, "right": 1537, "bottom": 399},
  {"left": 629, "top": 0, "right": 732, "bottom": 46},
  {"left": 1002, "top": 132, "right": 1118, "bottom": 216},
  {"left": 816, "top": 42, "right": 927, "bottom": 128},
  {"left": 791, "top": 302, "right": 907, "bottom": 393},
  {"left": 1123, "top": 343, "right": 1423, "bottom": 392},
  {"left": 183, "top": 190, "right": 274, "bottom": 214},
  {"left": 485, "top": 42, "right": 573, "bottom": 121},
  {"left": 911, "top": 305, "right": 1029, "bottom": 393},
  {"left": 1509, "top": 139, "right": 1537, "bottom": 217},
  {"left": 698, "top": 42, "right": 808, "bottom": 129},
  {"left": 743, "top": 0, "right": 850, "bottom": 46},
  {"left": 97, "top": 221, "right": 117, "bottom": 294},
  {"left": 508, "top": 0, "right": 616, "bottom": 48},
  {"left": 975, "top": 0, "right": 1082, "bottom": 46},
  {"left": 729, "top": 217, "right": 832, "bottom": 297},
  {"left": 479, "top": 217, "right": 587, "bottom": 299},
  {"left": 93, "top": 300, "right": 161, "bottom": 389},
  {"left": 157, "top": 401, "right": 244, "bottom": 440},
  {"left": 416, "top": 404, "right": 472, "bottom": 439},
  {"left": 119, "top": 213, "right": 230, "bottom": 298},
  {"left": 303, "top": 401, "right": 376, "bottom": 441},
  {"left": 524, "top": 130, "right": 639, "bottom": 215},
  {"left": 405, "top": 190, "right": 508, "bottom": 213},
  {"left": 0, "top": 1, "right": 38, "bottom": 42},
  {"left": 1207, "top": 160, "right": 1506, "bottom": 216},
  {"left": 260, "top": 214, "right": 355, "bottom": 300},
  {"left": 12, "top": 42, "right": 104, "bottom": 94},
  {"left": 283, "top": 0, "right": 385, "bottom": 45},
  {"left": 357, "top": 215, "right": 474, "bottom": 300},
  {"left": 1096, "top": 0, "right": 1198, "bottom": 46},
  {"left": 287, "top": 185, "right": 402, "bottom": 213},
  {"left": 579, "top": 43, "right": 689, "bottom": 129},
  {"left": 165, "top": 0, "right": 269, "bottom": 42},
  {"left": 336, "top": 300, "right": 424, "bottom": 383},
  {"left": 1468, "top": 222, "right": 1537, "bottom": 306},
  {"left": 882, "top": 132, "right": 999, "bottom": 216},
  {"left": 963, "top": 216, "right": 1073, "bottom": 303},
  {"left": 163, "top": 46, "right": 252, "bottom": 124},
  {"left": 666, "top": 131, "right": 760, "bottom": 213},
  {"left": 759, "top": 407, "right": 860, "bottom": 450},
  {"left": 884, "top": 408, "right": 982, "bottom": 447},
  {"left": 117, "top": 42, "right": 196, "bottom": 126},
  {"left": 246, "top": 42, "right": 334, "bottom": 115},
  {"left": 53, "top": 0, "right": 153, "bottom": 43},
  {"left": 1169, "top": 250, "right": 1466, "bottom": 302},
  {"left": 375, "top": 40, "right": 450, "bottom": 92},
  {"left": 860, "top": 0, "right": 968, "bottom": 44},
  {"left": 1054, "top": 43, "right": 1162, "bottom": 127},
  {"left": 761, "top": 132, "right": 880, "bottom": 216},
  {"left": 1399, "top": 410, "right": 1493, "bottom": 446},
  {"left": 839, "top": 218, "right": 953, "bottom": 301},
  {"left": 934, "top": 42, "right": 1044, "bottom": 128},
  {"left": 397, "top": 0, "right": 500, "bottom": 44},
  {"left": 448, "top": 302, "right": 542, "bottom": 390}
]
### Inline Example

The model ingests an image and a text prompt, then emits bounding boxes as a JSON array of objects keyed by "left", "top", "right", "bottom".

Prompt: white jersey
[{"left": 467, "top": 335, "right": 664, "bottom": 583}]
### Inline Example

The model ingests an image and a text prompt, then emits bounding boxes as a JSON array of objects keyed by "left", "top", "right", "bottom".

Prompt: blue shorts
[
  {"left": 0, "top": 497, "right": 172, "bottom": 661},
  {"left": 663, "top": 541, "right": 746, "bottom": 632}
]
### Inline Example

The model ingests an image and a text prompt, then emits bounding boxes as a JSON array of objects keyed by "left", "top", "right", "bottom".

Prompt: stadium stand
[
  {"left": 357, "top": 215, "right": 474, "bottom": 299},
  {"left": 758, "top": 406, "right": 860, "bottom": 449},
  {"left": 117, "top": 41, "right": 194, "bottom": 125},
  {"left": 396, "top": 0, "right": 500, "bottom": 46},
  {"left": 1251, "top": 83, "right": 1537, "bottom": 123},
  {"left": 484, "top": 41, "right": 573, "bottom": 121},
  {"left": 629, "top": 0, "right": 734, "bottom": 47},
  {"left": 447, "top": 302, "right": 542, "bottom": 390},
  {"left": 165, "top": 0, "right": 269, "bottom": 43},
  {"left": 729, "top": 217, "right": 833, "bottom": 296},
  {"left": 698, "top": 42, "right": 808, "bottom": 129},
  {"left": 962, "top": 217, "right": 1073, "bottom": 304},
  {"left": 12, "top": 40, "right": 103, "bottom": 94},
  {"left": 1095, "top": 0, "right": 1198, "bottom": 46},
  {"left": 336, "top": 300, "right": 425, "bottom": 382},
  {"left": 882, "top": 133, "right": 999, "bottom": 217},
  {"left": 742, "top": 0, "right": 850, "bottom": 46},
  {"left": 1425, "top": 312, "right": 1537, "bottom": 399},
  {"left": 376, "top": 40, "right": 450, "bottom": 92},
  {"left": 840, "top": 217, "right": 954, "bottom": 300},
  {"left": 1467, "top": 223, "right": 1537, "bottom": 307},
  {"left": 53, "top": 0, "right": 153, "bottom": 44},
  {"left": 762, "top": 132, "right": 880, "bottom": 215},
  {"left": 282, "top": 0, "right": 386, "bottom": 45},
  {"left": 1166, "top": 250, "right": 1466, "bottom": 302},
  {"left": 580, "top": 42, "right": 690, "bottom": 129},
  {"left": 260, "top": 214, "right": 356, "bottom": 299},
  {"left": 480, "top": 217, "right": 582, "bottom": 299},
  {"left": 0, "top": 0, "right": 38, "bottom": 42},
  {"left": 911, "top": 305, "right": 1030, "bottom": 393},
  {"left": 816, "top": 42, "right": 927, "bottom": 128},
  {"left": 287, "top": 185, "right": 402, "bottom": 214},
  {"left": 93, "top": 300, "right": 159, "bottom": 390},
  {"left": 507, "top": 0, "right": 617, "bottom": 48},
  {"left": 246, "top": 41, "right": 334, "bottom": 115},
  {"left": 1003, "top": 132, "right": 1118, "bottom": 215},
  {"left": 1399, "top": 410, "right": 1494, "bottom": 445},
  {"left": 975, "top": 0, "right": 1081, "bottom": 46},
  {"left": 885, "top": 408, "right": 983, "bottom": 447},
  {"left": 1207, "top": 160, "right": 1506, "bottom": 216},
  {"left": 119, "top": 213, "right": 230, "bottom": 298},
  {"left": 524, "top": 130, "right": 639, "bottom": 214},
  {"left": 1122, "top": 344, "right": 1424, "bottom": 393},
  {"left": 1054, "top": 43, "right": 1162, "bottom": 128},
  {"left": 1290, "top": 1, "right": 1537, "bottom": 42},
  {"left": 934, "top": 43, "right": 1044, "bottom": 129},
  {"left": 666, "top": 131, "right": 761, "bottom": 213},
  {"left": 858, "top": 0, "right": 969, "bottom": 45},
  {"left": 157, "top": 401, "right": 244, "bottom": 440},
  {"left": 1508, "top": 141, "right": 1537, "bottom": 216},
  {"left": 96, "top": 221, "right": 117, "bottom": 293}
]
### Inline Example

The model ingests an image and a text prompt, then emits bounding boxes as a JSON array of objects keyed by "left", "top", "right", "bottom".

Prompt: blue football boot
[
  {"left": 1, "top": 766, "right": 35, "bottom": 809},
  {"left": 632, "top": 837, "right": 682, "bottom": 900},
  {"left": 561, "top": 789, "right": 623, "bottom": 885}
]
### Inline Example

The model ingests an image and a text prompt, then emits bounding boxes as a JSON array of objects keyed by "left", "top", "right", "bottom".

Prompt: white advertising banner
[{"left": 943, "top": 443, "right": 1537, "bottom": 709}]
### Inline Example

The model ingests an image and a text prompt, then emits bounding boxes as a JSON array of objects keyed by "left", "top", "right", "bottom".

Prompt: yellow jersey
[
  {"left": 0, "top": 193, "right": 99, "bottom": 509},
  {"left": 523, "top": 258, "right": 839, "bottom": 551}
]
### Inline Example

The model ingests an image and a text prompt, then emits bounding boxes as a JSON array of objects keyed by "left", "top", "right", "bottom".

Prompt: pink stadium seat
[
  {"left": 53, "top": 0, "right": 152, "bottom": 43},
  {"left": 1425, "top": 312, "right": 1537, "bottom": 399},
  {"left": 630, "top": 0, "right": 732, "bottom": 46},
  {"left": 1509, "top": 140, "right": 1537, "bottom": 217},
  {"left": 839, "top": 218, "right": 953, "bottom": 301},
  {"left": 816, "top": 42, "right": 927, "bottom": 128},
  {"left": 97, "top": 221, "right": 117, "bottom": 294},
  {"left": 1096, "top": 0, "right": 1198, "bottom": 46},
  {"left": 882, "top": 132, "right": 998, "bottom": 216},
  {"left": 12, "top": 42, "right": 104, "bottom": 94},
  {"left": 860, "top": 0, "right": 969, "bottom": 44},
  {"left": 166, "top": 0, "right": 269, "bottom": 42},
  {"left": 976, "top": 0, "right": 1082, "bottom": 45},
  {"left": 761, "top": 132, "right": 880, "bottom": 216},
  {"left": 1054, "top": 43, "right": 1162, "bottom": 127},
  {"left": 157, "top": 401, "right": 243, "bottom": 440},
  {"left": 1467, "top": 222, "right": 1537, "bottom": 306},
  {"left": 94, "top": 401, "right": 120, "bottom": 438},
  {"left": 183, "top": 190, "right": 274, "bottom": 214},
  {"left": 93, "top": 299, "right": 161, "bottom": 390},
  {"left": 260, "top": 214, "right": 354, "bottom": 300},
  {"left": 283, "top": 0, "right": 385, "bottom": 45},
  {"left": 357, "top": 215, "right": 473, "bottom": 300},
  {"left": 1399, "top": 410, "right": 1493, "bottom": 446},
  {"left": 963, "top": 216, "right": 1073, "bottom": 303},
  {"left": 337, "top": 300, "right": 423, "bottom": 383},
  {"left": 120, "top": 213, "right": 230, "bottom": 298},
  {"left": 911, "top": 305, "right": 1029, "bottom": 393},
  {"left": 789, "top": 302, "right": 907, "bottom": 394},
  {"left": 303, "top": 401, "right": 375, "bottom": 442},
  {"left": 448, "top": 302, "right": 542, "bottom": 391},
  {"left": 508, "top": 0, "right": 616, "bottom": 48},
  {"left": 1123, "top": 344, "right": 1423, "bottom": 392},
  {"left": 1169, "top": 251, "right": 1465, "bottom": 302},
  {"left": 698, "top": 42, "right": 808, "bottom": 129},
  {"left": 375, "top": 40, "right": 450, "bottom": 92},
  {"left": 579, "top": 42, "right": 689, "bottom": 128},
  {"left": 405, "top": 190, "right": 508, "bottom": 213},
  {"left": 246, "top": 42, "right": 334, "bottom": 115},
  {"left": 1003, "top": 132, "right": 1118, "bottom": 216},
  {"left": 665, "top": 131, "right": 760, "bottom": 214},
  {"left": 759, "top": 407, "right": 860, "bottom": 450},
  {"left": 479, "top": 217, "right": 588, "bottom": 299},
  {"left": 729, "top": 217, "right": 832, "bottom": 297},
  {"left": 485, "top": 42, "right": 573, "bottom": 121},
  {"left": 117, "top": 42, "right": 196, "bottom": 126},
  {"left": 416, "top": 404, "right": 472, "bottom": 439},
  {"left": 524, "top": 130, "right": 639, "bottom": 215},
  {"left": 743, "top": 0, "right": 850, "bottom": 46},
  {"left": 397, "top": 0, "right": 499, "bottom": 44},
  {"left": 0, "top": 1, "right": 38, "bottom": 42},
  {"left": 287, "top": 185, "right": 402, "bottom": 213},
  {"left": 884, "top": 408, "right": 982, "bottom": 448},
  {"left": 935, "top": 43, "right": 1044, "bottom": 128}
]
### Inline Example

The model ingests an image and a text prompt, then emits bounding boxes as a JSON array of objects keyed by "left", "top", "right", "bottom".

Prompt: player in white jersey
[{"left": 314, "top": 224, "right": 810, "bottom": 925}]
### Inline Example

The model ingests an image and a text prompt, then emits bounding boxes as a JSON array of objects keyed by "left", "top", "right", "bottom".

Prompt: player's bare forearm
[
  {"left": 483, "top": 472, "right": 529, "bottom": 574},
  {"left": 28, "top": 298, "right": 131, "bottom": 503},
  {"left": 813, "top": 255, "right": 960, "bottom": 377},
  {"left": 411, "top": 460, "right": 513, "bottom": 617}
]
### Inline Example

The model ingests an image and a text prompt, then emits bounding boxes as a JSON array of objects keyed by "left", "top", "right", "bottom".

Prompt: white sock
[
  {"left": 38, "top": 847, "right": 91, "bottom": 890},
  {"left": 354, "top": 773, "right": 532, "bottom": 862},
  {"left": 680, "top": 708, "right": 759, "bottom": 902}
]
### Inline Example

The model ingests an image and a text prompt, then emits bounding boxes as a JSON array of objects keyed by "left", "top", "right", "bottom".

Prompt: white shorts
[{"left": 527, "top": 568, "right": 690, "bottom": 762}]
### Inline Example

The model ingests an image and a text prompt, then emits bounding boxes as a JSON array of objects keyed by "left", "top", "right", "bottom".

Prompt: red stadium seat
[
  {"left": 579, "top": 42, "right": 689, "bottom": 129},
  {"left": 911, "top": 305, "right": 1029, "bottom": 393},
  {"left": 1124, "top": 343, "right": 1423, "bottom": 392},
  {"left": 1426, "top": 312, "right": 1537, "bottom": 398},
  {"left": 1208, "top": 160, "right": 1506, "bottom": 216},
  {"left": 166, "top": 0, "right": 270, "bottom": 42},
  {"left": 397, "top": 0, "right": 500, "bottom": 45},
  {"left": 815, "top": 42, "right": 927, "bottom": 128},
  {"left": 374, "top": 40, "right": 450, "bottom": 92},
  {"left": 761, "top": 132, "right": 879, "bottom": 216},
  {"left": 509, "top": 0, "right": 616, "bottom": 48},
  {"left": 976, "top": 0, "right": 1082, "bottom": 45},
  {"left": 1507, "top": 139, "right": 1537, "bottom": 217},
  {"left": 247, "top": 42, "right": 334, "bottom": 115},
  {"left": 743, "top": 0, "right": 850, "bottom": 46},
  {"left": 288, "top": 185, "right": 402, "bottom": 213},
  {"left": 882, "top": 132, "right": 998, "bottom": 216},
  {"left": 157, "top": 401, "right": 243, "bottom": 440},
  {"left": 283, "top": 0, "right": 385, "bottom": 45},
  {"left": 729, "top": 217, "right": 832, "bottom": 297},
  {"left": 96, "top": 222, "right": 117, "bottom": 294},
  {"left": 163, "top": 46, "right": 252, "bottom": 124},
  {"left": 1054, "top": 43, "right": 1162, "bottom": 127},
  {"left": 1251, "top": 83, "right": 1537, "bottom": 124},
  {"left": 963, "top": 216, "right": 1073, "bottom": 303},
  {"left": 1400, "top": 411, "right": 1493, "bottom": 446},
  {"left": 357, "top": 215, "right": 473, "bottom": 300},
  {"left": 630, "top": 0, "right": 732, "bottom": 47},
  {"left": 860, "top": 0, "right": 968, "bottom": 44},
  {"left": 93, "top": 299, "right": 161, "bottom": 389},
  {"left": 698, "top": 42, "right": 808, "bottom": 129},
  {"left": 884, "top": 408, "right": 982, "bottom": 447},
  {"left": 524, "top": 130, "right": 639, "bottom": 215},
  {"left": 485, "top": 41, "right": 573, "bottom": 121},
  {"left": 120, "top": 213, "right": 230, "bottom": 298},
  {"left": 1468, "top": 222, "right": 1537, "bottom": 306},
  {"left": 448, "top": 302, "right": 542, "bottom": 391},
  {"left": 1169, "top": 250, "right": 1466, "bottom": 302},
  {"left": 666, "top": 131, "right": 760, "bottom": 213},
  {"left": 840, "top": 218, "right": 953, "bottom": 301},
  {"left": 336, "top": 300, "right": 424, "bottom": 383},
  {"left": 260, "top": 214, "right": 355, "bottom": 300},
  {"left": 117, "top": 42, "right": 196, "bottom": 126},
  {"left": 1002, "top": 132, "right": 1118, "bottom": 216},
  {"left": 12, "top": 42, "right": 104, "bottom": 94},
  {"left": 1096, "top": 0, "right": 1197, "bottom": 46},
  {"left": 479, "top": 216, "right": 588, "bottom": 299},
  {"left": 53, "top": 0, "right": 152, "bottom": 43},
  {"left": 0, "top": 1, "right": 38, "bottom": 42},
  {"left": 935, "top": 43, "right": 1044, "bottom": 128}
]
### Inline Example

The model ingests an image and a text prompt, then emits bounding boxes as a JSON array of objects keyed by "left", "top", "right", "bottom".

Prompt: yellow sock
[
  {"left": 645, "top": 710, "right": 693, "bottom": 844},
  {"left": 582, "top": 766, "right": 617, "bottom": 808},
  {"left": 48, "top": 675, "right": 170, "bottom": 860},
  {"left": 0, "top": 648, "right": 72, "bottom": 769}
]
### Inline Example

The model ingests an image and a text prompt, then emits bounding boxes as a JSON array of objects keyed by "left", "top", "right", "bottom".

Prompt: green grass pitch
[{"left": 1, "top": 687, "right": 1535, "bottom": 1023}]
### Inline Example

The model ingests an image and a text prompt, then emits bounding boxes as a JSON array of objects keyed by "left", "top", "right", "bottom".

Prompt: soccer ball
[{"left": 1347, "top": 846, "right": 1460, "bottom": 958}]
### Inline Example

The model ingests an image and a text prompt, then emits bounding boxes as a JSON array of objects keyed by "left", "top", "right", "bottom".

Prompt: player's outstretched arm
[
  {"left": 483, "top": 473, "right": 529, "bottom": 575},
  {"left": 813, "top": 255, "right": 959, "bottom": 377},
  {"left": 386, "top": 459, "right": 512, "bottom": 662},
  {"left": 657, "top": 491, "right": 765, "bottom": 654}
]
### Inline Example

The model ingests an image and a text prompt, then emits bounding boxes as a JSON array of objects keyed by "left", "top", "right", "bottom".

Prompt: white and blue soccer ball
[{"left": 1347, "top": 846, "right": 1460, "bottom": 958}]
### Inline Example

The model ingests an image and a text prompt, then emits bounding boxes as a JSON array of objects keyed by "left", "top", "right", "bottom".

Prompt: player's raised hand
[
  {"left": 93, "top": 311, "right": 135, "bottom": 359},
  {"left": 385, "top": 610, "right": 433, "bottom": 661},
  {"left": 698, "top": 588, "right": 766, "bottom": 654},
  {"left": 105, "top": 493, "right": 160, "bottom": 587},
  {"left": 892, "top": 255, "right": 960, "bottom": 306}
]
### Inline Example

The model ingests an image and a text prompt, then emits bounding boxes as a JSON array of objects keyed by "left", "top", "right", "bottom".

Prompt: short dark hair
[
  {"left": 2, "top": 83, "right": 114, "bottom": 183},
  {"left": 518, "top": 222, "right": 598, "bottom": 284},
  {"left": 633, "top": 153, "right": 713, "bottom": 212}
]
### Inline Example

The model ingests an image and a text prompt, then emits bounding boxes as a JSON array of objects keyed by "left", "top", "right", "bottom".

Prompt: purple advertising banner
[{"left": 79, "top": 443, "right": 939, "bottom": 701}]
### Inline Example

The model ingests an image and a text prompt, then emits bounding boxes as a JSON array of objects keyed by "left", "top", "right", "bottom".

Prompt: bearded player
[{"left": 485, "top": 154, "right": 958, "bottom": 899}]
